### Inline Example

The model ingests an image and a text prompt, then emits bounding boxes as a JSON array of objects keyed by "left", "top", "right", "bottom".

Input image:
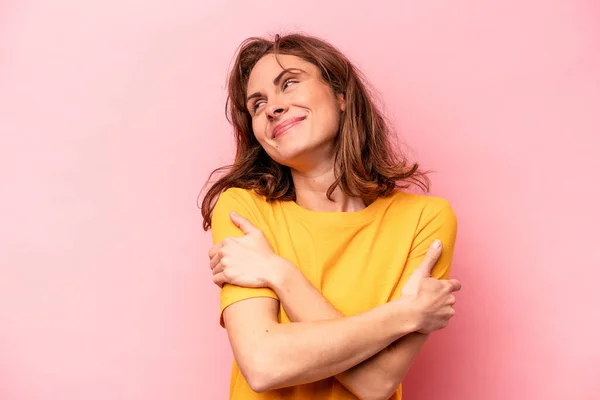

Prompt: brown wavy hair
[{"left": 200, "top": 32, "right": 430, "bottom": 231}]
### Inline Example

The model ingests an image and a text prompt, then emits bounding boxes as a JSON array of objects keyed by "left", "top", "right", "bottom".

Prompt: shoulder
[
  {"left": 385, "top": 190, "right": 457, "bottom": 224},
  {"left": 210, "top": 187, "right": 271, "bottom": 241},
  {"left": 380, "top": 191, "right": 459, "bottom": 248},
  {"left": 214, "top": 187, "right": 266, "bottom": 210},
  {"left": 215, "top": 186, "right": 256, "bottom": 202},
  {"left": 212, "top": 187, "right": 271, "bottom": 226}
]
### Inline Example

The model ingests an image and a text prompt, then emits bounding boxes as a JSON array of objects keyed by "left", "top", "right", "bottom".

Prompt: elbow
[
  {"left": 358, "top": 392, "right": 391, "bottom": 400},
  {"left": 355, "top": 378, "right": 400, "bottom": 400},
  {"left": 375, "top": 377, "right": 402, "bottom": 400},
  {"left": 361, "top": 391, "right": 397, "bottom": 400},
  {"left": 245, "top": 366, "right": 274, "bottom": 393},
  {"left": 241, "top": 350, "right": 283, "bottom": 393},
  {"left": 369, "top": 391, "right": 398, "bottom": 400},
  {"left": 246, "top": 371, "right": 271, "bottom": 393}
]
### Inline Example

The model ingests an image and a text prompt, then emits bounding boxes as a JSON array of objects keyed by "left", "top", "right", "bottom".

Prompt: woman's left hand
[{"left": 208, "top": 211, "right": 288, "bottom": 288}]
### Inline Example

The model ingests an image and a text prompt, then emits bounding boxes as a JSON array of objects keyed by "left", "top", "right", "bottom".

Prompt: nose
[{"left": 266, "top": 101, "right": 288, "bottom": 120}]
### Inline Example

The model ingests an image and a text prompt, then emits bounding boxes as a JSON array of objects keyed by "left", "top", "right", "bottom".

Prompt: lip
[{"left": 271, "top": 116, "right": 306, "bottom": 139}]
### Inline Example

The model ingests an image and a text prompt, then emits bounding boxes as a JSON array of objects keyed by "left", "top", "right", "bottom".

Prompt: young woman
[{"left": 201, "top": 33, "right": 461, "bottom": 400}]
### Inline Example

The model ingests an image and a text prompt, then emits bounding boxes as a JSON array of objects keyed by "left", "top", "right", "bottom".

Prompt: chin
[
  {"left": 269, "top": 144, "right": 333, "bottom": 171},
  {"left": 268, "top": 150, "right": 306, "bottom": 168}
]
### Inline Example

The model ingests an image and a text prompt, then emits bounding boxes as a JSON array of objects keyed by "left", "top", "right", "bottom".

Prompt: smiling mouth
[{"left": 272, "top": 116, "right": 306, "bottom": 139}]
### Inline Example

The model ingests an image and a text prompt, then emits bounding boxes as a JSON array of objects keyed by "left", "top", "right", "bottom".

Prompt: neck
[{"left": 290, "top": 165, "right": 366, "bottom": 212}]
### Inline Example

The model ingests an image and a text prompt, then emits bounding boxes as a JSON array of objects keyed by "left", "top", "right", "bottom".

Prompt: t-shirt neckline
[{"left": 279, "top": 193, "right": 395, "bottom": 225}]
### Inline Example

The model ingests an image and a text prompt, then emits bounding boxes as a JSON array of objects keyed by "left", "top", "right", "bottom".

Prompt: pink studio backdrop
[{"left": 1, "top": 1, "right": 599, "bottom": 399}]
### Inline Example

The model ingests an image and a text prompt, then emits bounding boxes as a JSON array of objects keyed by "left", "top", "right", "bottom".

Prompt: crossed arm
[
  {"left": 211, "top": 207, "right": 459, "bottom": 399},
  {"left": 265, "top": 263, "right": 430, "bottom": 399},
  {"left": 222, "top": 294, "right": 421, "bottom": 397}
]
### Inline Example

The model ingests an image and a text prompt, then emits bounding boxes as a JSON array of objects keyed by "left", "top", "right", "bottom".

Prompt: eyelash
[
  {"left": 282, "top": 78, "right": 297, "bottom": 90},
  {"left": 252, "top": 78, "right": 298, "bottom": 112}
]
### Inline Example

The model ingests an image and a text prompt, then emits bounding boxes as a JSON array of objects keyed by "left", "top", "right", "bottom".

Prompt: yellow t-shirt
[{"left": 210, "top": 187, "right": 458, "bottom": 400}]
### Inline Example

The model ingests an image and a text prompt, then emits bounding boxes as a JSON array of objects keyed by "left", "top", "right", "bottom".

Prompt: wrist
[
  {"left": 392, "top": 296, "right": 422, "bottom": 334},
  {"left": 265, "top": 255, "right": 295, "bottom": 291}
]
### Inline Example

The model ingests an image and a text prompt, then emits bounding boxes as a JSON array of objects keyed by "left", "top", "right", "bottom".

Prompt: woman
[{"left": 201, "top": 33, "right": 461, "bottom": 400}]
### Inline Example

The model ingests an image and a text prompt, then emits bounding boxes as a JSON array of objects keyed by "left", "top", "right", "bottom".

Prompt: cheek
[
  {"left": 309, "top": 92, "right": 341, "bottom": 132},
  {"left": 315, "top": 107, "right": 342, "bottom": 137},
  {"left": 251, "top": 118, "right": 267, "bottom": 142}
]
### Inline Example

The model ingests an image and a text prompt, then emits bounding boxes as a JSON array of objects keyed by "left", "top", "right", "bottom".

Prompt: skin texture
[
  {"left": 209, "top": 54, "right": 461, "bottom": 398},
  {"left": 246, "top": 54, "right": 364, "bottom": 213}
]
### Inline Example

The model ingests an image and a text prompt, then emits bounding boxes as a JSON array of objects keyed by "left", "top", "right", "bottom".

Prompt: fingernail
[{"left": 432, "top": 239, "right": 441, "bottom": 249}]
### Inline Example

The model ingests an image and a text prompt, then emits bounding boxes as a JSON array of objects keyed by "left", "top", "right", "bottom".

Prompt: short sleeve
[
  {"left": 210, "top": 188, "right": 279, "bottom": 328},
  {"left": 390, "top": 199, "right": 458, "bottom": 300}
]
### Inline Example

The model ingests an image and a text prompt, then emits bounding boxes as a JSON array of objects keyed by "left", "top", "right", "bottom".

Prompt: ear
[{"left": 336, "top": 92, "right": 346, "bottom": 112}]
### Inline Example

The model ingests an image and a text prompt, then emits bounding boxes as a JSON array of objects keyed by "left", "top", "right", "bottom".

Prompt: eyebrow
[{"left": 246, "top": 68, "right": 305, "bottom": 103}]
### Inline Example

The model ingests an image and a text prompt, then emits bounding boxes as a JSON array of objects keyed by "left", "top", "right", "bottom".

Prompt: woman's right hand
[{"left": 400, "top": 240, "right": 462, "bottom": 334}]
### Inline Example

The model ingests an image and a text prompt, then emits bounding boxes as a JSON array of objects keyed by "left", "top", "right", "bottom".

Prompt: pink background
[{"left": 1, "top": 1, "right": 599, "bottom": 399}]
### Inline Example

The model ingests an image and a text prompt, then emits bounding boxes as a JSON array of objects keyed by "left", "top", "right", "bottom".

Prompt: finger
[
  {"left": 446, "top": 294, "right": 456, "bottom": 306},
  {"left": 212, "top": 272, "right": 226, "bottom": 288},
  {"left": 209, "top": 251, "right": 224, "bottom": 270},
  {"left": 447, "top": 306, "right": 456, "bottom": 318},
  {"left": 212, "top": 261, "right": 225, "bottom": 275},
  {"left": 229, "top": 211, "right": 258, "bottom": 235},
  {"left": 208, "top": 242, "right": 224, "bottom": 259},
  {"left": 447, "top": 279, "right": 462, "bottom": 292},
  {"left": 415, "top": 240, "right": 443, "bottom": 277}
]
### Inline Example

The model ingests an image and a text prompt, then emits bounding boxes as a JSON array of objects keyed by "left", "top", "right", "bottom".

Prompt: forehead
[{"left": 246, "top": 54, "right": 316, "bottom": 93}]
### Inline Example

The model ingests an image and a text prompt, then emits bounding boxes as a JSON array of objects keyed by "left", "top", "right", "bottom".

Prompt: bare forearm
[
  {"left": 273, "top": 265, "right": 340, "bottom": 321},
  {"left": 229, "top": 297, "right": 417, "bottom": 392},
  {"left": 339, "top": 332, "right": 428, "bottom": 399},
  {"left": 272, "top": 264, "right": 423, "bottom": 399}
]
